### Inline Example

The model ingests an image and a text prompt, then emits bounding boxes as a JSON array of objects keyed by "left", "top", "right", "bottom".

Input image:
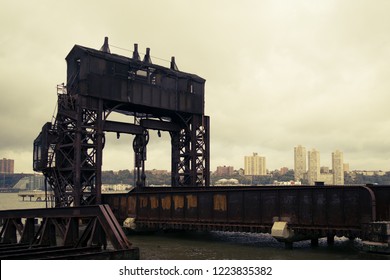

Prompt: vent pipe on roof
[
  {"left": 100, "top": 37, "right": 111, "bottom": 53},
  {"left": 170, "top": 56, "right": 178, "bottom": 71},
  {"left": 133, "top": 44, "right": 141, "bottom": 61},
  {"left": 143, "top": 48, "right": 152, "bottom": 64}
]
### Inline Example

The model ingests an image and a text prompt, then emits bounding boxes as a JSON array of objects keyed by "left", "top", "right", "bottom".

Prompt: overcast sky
[{"left": 1, "top": 0, "right": 390, "bottom": 173}]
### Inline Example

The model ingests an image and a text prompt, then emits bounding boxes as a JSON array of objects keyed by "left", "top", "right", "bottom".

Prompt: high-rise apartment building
[
  {"left": 244, "top": 153, "right": 266, "bottom": 175},
  {"left": 0, "top": 158, "right": 14, "bottom": 174},
  {"left": 308, "top": 149, "right": 320, "bottom": 185},
  {"left": 294, "top": 145, "right": 306, "bottom": 182},
  {"left": 332, "top": 150, "right": 344, "bottom": 185}
]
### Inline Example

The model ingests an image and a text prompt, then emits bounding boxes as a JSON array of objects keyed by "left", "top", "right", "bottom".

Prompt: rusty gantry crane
[{"left": 33, "top": 37, "right": 210, "bottom": 207}]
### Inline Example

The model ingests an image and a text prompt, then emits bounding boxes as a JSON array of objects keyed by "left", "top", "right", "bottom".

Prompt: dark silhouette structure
[{"left": 33, "top": 37, "right": 210, "bottom": 207}]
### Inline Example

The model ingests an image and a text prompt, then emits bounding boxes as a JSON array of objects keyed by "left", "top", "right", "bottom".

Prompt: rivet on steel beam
[{"left": 170, "top": 56, "right": 178, "bottom": 71}]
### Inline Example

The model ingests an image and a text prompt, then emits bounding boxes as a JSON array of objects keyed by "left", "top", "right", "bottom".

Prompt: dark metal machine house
[{"left": 33, "top": 37, "right": 210, "bottom": 207}]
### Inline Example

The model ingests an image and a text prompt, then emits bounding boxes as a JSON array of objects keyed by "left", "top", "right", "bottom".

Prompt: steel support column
[
  {"left": 95, "top": 99, "right": 104, "bottom": 204},
  {"left": 172, "top": 114, "right": 210, "bottom": 187}
]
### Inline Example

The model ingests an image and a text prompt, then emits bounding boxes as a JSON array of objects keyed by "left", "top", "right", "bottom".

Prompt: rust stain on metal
[
  {"left": 213, "top": 194, "right": 227, "bottom": 211},
  {"left": 186, "top": 195, "right": 197, "bottom": 209},
  {"left": 139, "top": 196, "right": 148, "bottom": 208},
  {"left": 161, "top": 196, "right": 172, "bottom": 210},
  {"left": 127, "top": 196, "right": 136, "bottom": 215},
  {"left": 173, "top": 195, "right": 184, "bottom": 209},
  {"left": 150, "top": 196, "right": 159, "bottom": 209}
]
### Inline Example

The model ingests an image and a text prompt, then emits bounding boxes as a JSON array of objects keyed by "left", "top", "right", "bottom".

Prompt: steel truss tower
[{"left": 34, "top": 38, "right": 210, "bottom": 207}]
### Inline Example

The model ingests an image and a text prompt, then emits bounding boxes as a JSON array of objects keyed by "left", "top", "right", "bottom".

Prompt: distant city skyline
[{"left": 3, "top": 139, "right": 389, "bottom": 177}]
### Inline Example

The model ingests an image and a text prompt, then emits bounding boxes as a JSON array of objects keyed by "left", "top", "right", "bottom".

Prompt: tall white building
[
  {"left": 332, "top": 150, "right": 344, "bottom": 185},
  {"left": 244, "top": 153, "right": 266, "bottom": 175},
  {"left": 294, "top": 145, "right": 306, "bottom": 182},
  {"left": 308, "top": 149, "right": 320, "bottom": 185}
]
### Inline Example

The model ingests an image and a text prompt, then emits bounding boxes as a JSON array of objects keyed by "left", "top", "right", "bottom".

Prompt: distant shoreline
[{"left": 0, "top": 188, "right": 19, "bottom": 193}]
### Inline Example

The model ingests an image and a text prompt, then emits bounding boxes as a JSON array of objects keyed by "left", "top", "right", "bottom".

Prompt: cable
[{"left": 110, "top": 44, "right": 172, "bottom": 63}]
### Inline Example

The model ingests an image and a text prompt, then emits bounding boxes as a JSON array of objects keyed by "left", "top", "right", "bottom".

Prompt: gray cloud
[{"left": 1, "top": 0, "right": 390, "bottom": 173}]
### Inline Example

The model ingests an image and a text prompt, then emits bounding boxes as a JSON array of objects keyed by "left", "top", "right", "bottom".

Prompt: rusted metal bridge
[
  {"left": 1, "top": 38, "right": 389, "bottom": 259},
  {"left": 102, "top": 184, "right": 390, "bottom": 247}
]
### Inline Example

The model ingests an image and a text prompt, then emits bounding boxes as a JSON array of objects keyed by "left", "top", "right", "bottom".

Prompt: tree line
[{"left": 2, "top": 170, "right": 390, "bottom": 190}]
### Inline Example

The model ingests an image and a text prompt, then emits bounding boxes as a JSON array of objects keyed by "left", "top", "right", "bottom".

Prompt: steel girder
[
  {"left": 172, "top": 114, "right": 210, "bottom": 187},
  {"left": 38, "top": 95, "right": 210, "bottom": 206},
  {"left": 0, "top": 205, "right": 132, "bottom": 250},
  {"left": 43, "top": 93, "right": 103, "bottom": 207}
]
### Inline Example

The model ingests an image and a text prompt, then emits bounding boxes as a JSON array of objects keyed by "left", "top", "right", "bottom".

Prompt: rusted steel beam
[
  {"left": 103, "top": 120, "right": 143, "bottom": 134},
  {"left": 95, "top": 98, "right": 104, "bottom": 204},
  {"left": 98, "top": 205, "right": 132, "bottom": 249},
  {"left": 0, "top": 205, "right": 133, "bottom": 251},
  {"left": 0, "top": 219, "right": 17, "bottom": 244},
  {"left": 19, "top": 218, "right": 35, "bottom": 244},
  {"left": 140, "top": 119, "right": 181, "bottom": 132},
  {"left": 63, "top": 217, "right": 79, "bottom": 246}
]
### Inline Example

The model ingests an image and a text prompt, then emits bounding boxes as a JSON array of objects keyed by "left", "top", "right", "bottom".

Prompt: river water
[{"left": 0, "top": 193, "right": 387, "bottom": 260}]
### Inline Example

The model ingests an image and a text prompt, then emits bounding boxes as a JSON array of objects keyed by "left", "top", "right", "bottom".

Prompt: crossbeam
[{"left": 103, "top": 120, "right": 143, "bottom": 134}]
